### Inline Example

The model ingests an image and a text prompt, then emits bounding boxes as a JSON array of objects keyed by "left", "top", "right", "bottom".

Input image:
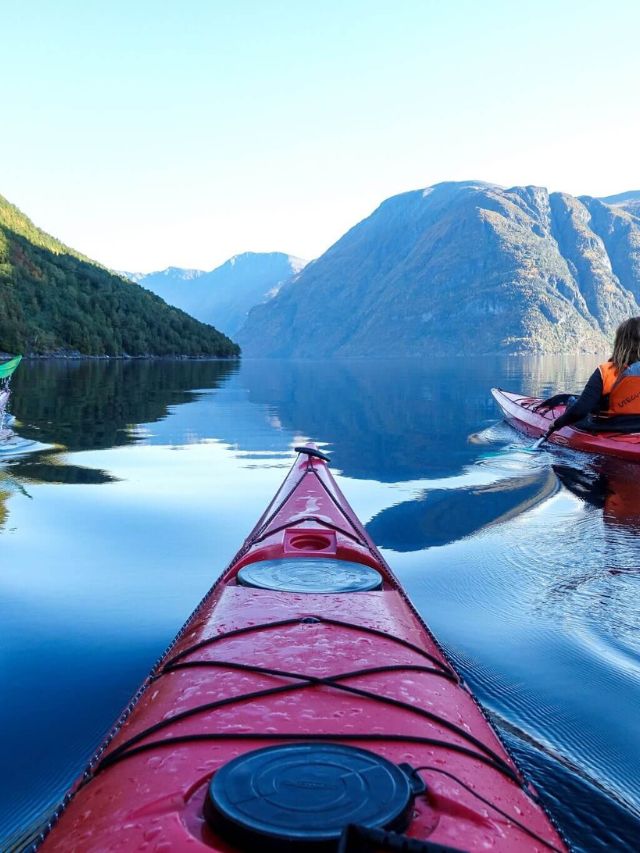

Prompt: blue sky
[{"left": 2, "top": 0, "right": 639, "bottom": 271}]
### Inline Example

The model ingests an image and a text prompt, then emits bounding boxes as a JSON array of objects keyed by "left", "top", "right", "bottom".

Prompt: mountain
[
  {"left": 238, "top": 181, "right": 640, "bottom": 357},
  {"left": 127, "top": 253, "right": 307, "bottom": 338},
  {"left": 0, "top": 195, "right": 239, "bottom": 358},
  {"left": 598, "top": 190, "right": 640, "bottom": 217},
  {"left": 122, "top": 267, "right": 207, "bottom": 286}
]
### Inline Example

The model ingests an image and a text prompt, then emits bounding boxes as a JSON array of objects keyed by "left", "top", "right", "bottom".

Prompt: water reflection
[
  {"left": 367, "top": 469, "right": 559, "bottom": 550},
  {"left": 1, "top": 356, "right": 639, "bottom": 852},
  {"left": 4, "top": 356, "right": 609, "bottom": 481},
  {"left": 2, "top": 359, "right": 238, "bottom": 528},
  {"left": 6, "top": 452, "right": 117, "bottom": 486},
  {"left": 499, "top": 354, "right": 605, "bottom": 399},
  {"left": 241, "top": 358, "right": 504, "bottom": 480},
  {"left": 0, "top": 467, "right": 33, "bottom": 532},
  {"left": 554, "top": 459, "right": 640, "bottom": 543},
  {"left": 503, "top": 730, "right": 640, "bottom": 853},
  {"left": 9, "top": 359, "right": 238, "bottom": 450},
  {"left": 546, "top": 459, "right": 640, "bottom": 662},
  {"left": 0, "top": 485, "right": 9, "bottom": 531}
]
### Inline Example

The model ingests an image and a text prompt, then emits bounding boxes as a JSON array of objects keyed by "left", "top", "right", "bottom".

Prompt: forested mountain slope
[{"left": 0, "top": 195, "right": 239, "bottom": 357}]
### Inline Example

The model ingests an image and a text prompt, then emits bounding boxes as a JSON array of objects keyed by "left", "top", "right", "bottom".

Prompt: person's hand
[
  {"left": 532, "top": 422, "right": 557, "bottom": 449},
  {"left": 533, "top": 393, "right": 574, "bottom": 413}
]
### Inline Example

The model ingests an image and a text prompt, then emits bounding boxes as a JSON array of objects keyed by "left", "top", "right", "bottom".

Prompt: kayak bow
[
  {"left": 36, "top": 446, "right": 567, "bottom": 852},
  {"left": 492, "top": 388, "right": 640, "bottom": 462}
]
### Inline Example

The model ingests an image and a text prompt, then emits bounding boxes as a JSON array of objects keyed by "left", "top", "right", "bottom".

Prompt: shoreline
[{"left": 0, "top": 352, "right": 241, "bottom": 362}]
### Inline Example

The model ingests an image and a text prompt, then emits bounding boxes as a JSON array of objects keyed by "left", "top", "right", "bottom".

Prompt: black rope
[
  {"left": 164, "top": 660, "right": 451, "bottom": 682},
  {"left": 93, "top": 658, "right": 515, "bottom": 780},
  {"left": 163, "top": 615, "right": 457, "bottom": 677},
  {"left": 87, "top": 732, "right": 521, "bottom": 782},
  {"left": 249, "top": 460, "right": 368, "bottom": 549},
  {"left": 156, "top": 659, "right": 505, "bottom": 768},
  {"left": 251, "top": 515, "right": 364, "bottom": 545},
  {"left": 415, "top": 766, "right": 564, "bottom": 853},
  {"left": 308, "top": 463, "right": 370, "bottom": 542}
]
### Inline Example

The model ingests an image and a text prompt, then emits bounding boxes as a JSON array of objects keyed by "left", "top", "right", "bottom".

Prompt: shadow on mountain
[
  {"left": 367, "top": 469, "right": 558, "bottom": 551},
  {"left": 9, "top": 359, "right": 238, "bottom": 451}
]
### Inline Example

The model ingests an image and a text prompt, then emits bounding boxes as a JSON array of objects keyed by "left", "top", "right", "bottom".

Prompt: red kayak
[
  {"left": 36, "top": 446, "right": 567, "bottom": 852},
  {"left": 492, "top": 388, "right": 640, "bottom": 462}
]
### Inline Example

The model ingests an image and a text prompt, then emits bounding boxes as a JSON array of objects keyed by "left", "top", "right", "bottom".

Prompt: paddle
[
  {"left": 530, "top": 395, "right": 567, "bottom": 450},
  {"left": 532, "top": 425, "right": 555, "bottom": 450}
]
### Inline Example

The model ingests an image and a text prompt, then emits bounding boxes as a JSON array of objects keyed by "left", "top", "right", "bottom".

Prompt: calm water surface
[{"left": 1, "top": 357, "right": 639, "bottom": 851}]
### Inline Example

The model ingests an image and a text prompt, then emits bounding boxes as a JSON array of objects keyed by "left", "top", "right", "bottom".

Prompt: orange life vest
[{"left": 598, "top": 361, "right": 640, "bottom": 416}]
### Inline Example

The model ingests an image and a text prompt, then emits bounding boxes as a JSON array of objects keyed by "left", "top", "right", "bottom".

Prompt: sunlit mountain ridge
[{"left": 238, "top": 181, "right": 640, "bottom": 356}]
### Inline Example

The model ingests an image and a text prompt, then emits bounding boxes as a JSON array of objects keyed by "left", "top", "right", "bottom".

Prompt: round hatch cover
[
  {"left": 237, "top": 558, "right": 382, "bottom": 593},
  {"left": 204, "top": 743, "right": 414, "bottom": 850}
]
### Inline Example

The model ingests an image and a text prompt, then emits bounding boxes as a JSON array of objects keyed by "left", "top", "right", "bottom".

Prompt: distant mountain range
[
  {"left": 238, "top": 181, "right": 640, "bottom": 356},
  {"left": 122, "top": 253, "right": 307, "bottom": 338},
  {"left": 123, "top": 267, "right": 206, "bottom": 286},
  {"left": 4, "top": 181, "right": 640, "bottom": 360},
  {"left": 0, "top": 194, "right": 239, "bottom": 358}
]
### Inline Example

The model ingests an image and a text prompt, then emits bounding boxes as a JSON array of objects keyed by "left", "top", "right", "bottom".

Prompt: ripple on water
[
  {"left": 3, "top": 359, "right": 640, "bottom": 852},
  {"left": 500, "top": 726, "right": 640, "bottom": 853},
  {"left": 489, "top": 493, "right": 640, "bottom": 803},
  {"left": 397, "top": 449, "right": 640, "bottom": 849},
  {"left": 0, "top": 436, "right": 42, "bottom": 456}
]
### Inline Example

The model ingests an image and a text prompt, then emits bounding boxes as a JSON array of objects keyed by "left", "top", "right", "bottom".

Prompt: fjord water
[{"left": 1, "top": 358, "right": 639, "bottom": 852}]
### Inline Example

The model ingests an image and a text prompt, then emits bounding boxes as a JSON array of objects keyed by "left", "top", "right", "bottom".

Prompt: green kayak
[{"left": 0, "top": 355, "right": 22, "bottom": 381}]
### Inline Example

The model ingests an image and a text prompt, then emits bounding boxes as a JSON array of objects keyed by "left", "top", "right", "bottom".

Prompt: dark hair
[{"left": 611, "top": 317, "right": 640, "bottom": 372}]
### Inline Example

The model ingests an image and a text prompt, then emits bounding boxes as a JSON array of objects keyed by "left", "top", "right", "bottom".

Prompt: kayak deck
[
  {"left": 492, "top": 387, "right": 640, "bottom": 461},
  {"left": 37, "top": 448, "right": 566, "bottom": 852}
]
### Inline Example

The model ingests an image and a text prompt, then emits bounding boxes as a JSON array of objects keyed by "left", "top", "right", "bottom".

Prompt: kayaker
[{"left": 537, "top": 316, "right": 640, "bottom": 437}]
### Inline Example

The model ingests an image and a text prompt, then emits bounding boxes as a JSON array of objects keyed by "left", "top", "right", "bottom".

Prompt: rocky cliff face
[
  {"left": 129, "top": 252, "right": 307, "bottom": 338},
  {"left": 237, "top": 182, "right": 640, "bottom": 357}
]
